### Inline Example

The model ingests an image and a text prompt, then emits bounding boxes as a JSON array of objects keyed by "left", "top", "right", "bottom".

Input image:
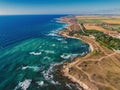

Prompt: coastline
[
  {"left": 0, "top": 15, "right": 90, "bottom": 90},
  {"left": 57, "top": 16, "right": 93, "bottom": 90},
  {"left": 58, "top": 33, "right": 93, "bottom": 90},
  {"left": 57, "top": 16, "right": 120, "bottom": 90}
]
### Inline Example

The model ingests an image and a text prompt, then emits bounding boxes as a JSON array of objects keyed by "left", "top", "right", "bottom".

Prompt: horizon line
[{"left": 0, "top": 13, "right": 120, "bottom": 16}]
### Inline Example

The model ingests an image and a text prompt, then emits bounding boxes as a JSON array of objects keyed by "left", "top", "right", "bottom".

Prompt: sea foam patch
[
  {"left": 42, "top": 70, "right": 53, "bottom": 80},
  {"left": 46, "top": 25, "right": 65, "bottom": 37},
  {"left": 29, "top": 51, "right": 42, "bottom": 56},
  {"left": 36, "top": 81, "right": 44, "bottom": 87},
  {"left": 14, "top": 79, "right": 32, "bottom": 90},
  {"left": 43, "top": 56, "right": 51, "bottom": 60},
  {"left": 57, "top": 38, "right": 63, "bottom": 41},
  {"left": 80, "top": 52, "right": 88, "bottom": 56},
  {"left": 50, "top": 80, "right": 61, "bottom": 85},
  {"left": 22, "top": 66, "right": 40, "bottom": 72},
  {"left": 47, "top": 30, "right": 59, "bottom": 36},
  {"left": 60, "top": 53, "right": 78, "bottom": 60},
  {"left": 42, "top": 63, "right": 57, "bottom": 80},
  {"left": 42, "top": 62, "right": 63, "bottom": 82},
  {"left": 0, "top": 15, "right": 89, "bottom": 90}
]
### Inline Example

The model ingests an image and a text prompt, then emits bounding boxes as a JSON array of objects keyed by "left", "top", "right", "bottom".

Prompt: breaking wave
[
  {"left": 14, "top": 79, "right": 32, "bottom": 90},
  {"left": 60, "top": 53, "right": 79, "bottom": 60},
  {"left": 29, "top": 51, "right": 42, "bottom": 56},
  {"left": 36, "top": 81, "right": 45, "bottom": 87},
  {"left": 21, "top": 65, "right": 44, "bottom": 72}
]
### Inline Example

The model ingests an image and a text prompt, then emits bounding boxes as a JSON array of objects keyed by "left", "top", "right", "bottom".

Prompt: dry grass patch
[
  {"left": 102, "top": 20, "right": 120, "bottom": 25},
  {"left": 76, "top": 16, "right": 111, "bottom": 20},
  {"left": 84, "top": 24, "right": 118, "bottom": 34}
]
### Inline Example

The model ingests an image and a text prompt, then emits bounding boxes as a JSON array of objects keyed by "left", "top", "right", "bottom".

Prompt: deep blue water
[
  {"left": 0, "top": 15, "right": 89, "bottom": 90},
  {"left": 0, "top": 15, "right": 66, "bottom": 47}
]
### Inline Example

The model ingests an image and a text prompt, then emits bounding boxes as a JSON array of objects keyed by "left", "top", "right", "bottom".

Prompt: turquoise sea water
[{"left": 0, "top": 15, "right": 89, "bottom": 90}]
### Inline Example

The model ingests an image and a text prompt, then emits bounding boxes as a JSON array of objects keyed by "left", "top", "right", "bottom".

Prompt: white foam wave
[
  {"left": 47, "top": 30, "right": 59, "bottom": 36},
  {"left": 42, "top": 62, "right": 64, "bottom": 81},
  {"left": 46, "top": 26, "right": 66, "bottom": 37},
  {"left": 36, "top": 81, "right": 44, "bottom": 87},
  {"left": 57, "top": 38, "right": 63, "bottom": 41},
  {"left": 42, "top": 70, "right": 53, "bottom": 80},
  {"left": 14, "top": 79, "right": 32, "bottom": 90},
  {"left": 41, "top": 62, "right": 64, "bottom": 87},
  {"left": 50, "top": 80, "right": 61, "bottom": 85},
  {"left": 43, "top": 56, "right": 51, "bottom": 60},
  {"left": 60, "top": 53, "right": 78, "bottom": 60},
  {"left": 60, "top": 53, "right": 71, "bottom": 59},
  {"left": 47, "top": 33, "right": 58, "bottom": 36},
  {"left": 29, "top": 51, "right": 42, "bottom": 56},
  {"left": 22, "top": 66, "right": 40, "bottom": 72},
  {"left": 46, "top": 21, "right": 68, "bottom": 37},
  {"left": 80, "top": 52, "right": 87, "bottom": 56}
]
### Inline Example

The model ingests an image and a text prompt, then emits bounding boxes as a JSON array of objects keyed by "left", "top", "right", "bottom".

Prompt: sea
[{"left": 0, "top": 15, "right": 89, "bottom": 90}]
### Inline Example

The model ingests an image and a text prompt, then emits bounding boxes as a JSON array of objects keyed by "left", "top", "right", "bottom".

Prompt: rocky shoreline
[
  {"left": 57, "top": 16, "right": 120, "bottom": 90},
  {"left": 57, "top": 16, "right": 93, "bottom": 90},
  {"left": 58, "top": 33, "right": 92, "bottom": 90}
]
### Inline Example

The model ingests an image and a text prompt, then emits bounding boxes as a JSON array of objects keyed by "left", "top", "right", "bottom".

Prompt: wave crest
[
  {"left": 14, "top": 79, "right": 32, "bottom": 90},
  {"left": 29, "top": 51, "right": 42, "bottom": 56}
]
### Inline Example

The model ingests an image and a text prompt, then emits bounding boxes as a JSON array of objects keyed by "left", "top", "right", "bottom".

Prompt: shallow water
[{"left": 0, "top": 15, "right": 89, "bottom": 90}]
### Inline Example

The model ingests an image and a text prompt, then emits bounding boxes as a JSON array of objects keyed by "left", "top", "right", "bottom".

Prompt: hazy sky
[{"left": 0, "top": 0, "right": 120, "bottom": 15}]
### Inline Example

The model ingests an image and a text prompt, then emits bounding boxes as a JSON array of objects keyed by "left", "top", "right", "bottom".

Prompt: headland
[{"left": 58, "top": 16, "right": 120, "bottom": 90}]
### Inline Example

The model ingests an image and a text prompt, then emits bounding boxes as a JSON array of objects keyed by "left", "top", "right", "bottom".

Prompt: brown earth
[
  {"left": 102, "top": 20, "right": 120, "bottom": 25},
  {"left": 59, "top": 16, "right": 120, "bottom": 90},
  {"left": 84, "top": 24, "right": 118, "bottom": 34},
  {"left": 76, "top": 16, "right": 111, "bottom": 20}
]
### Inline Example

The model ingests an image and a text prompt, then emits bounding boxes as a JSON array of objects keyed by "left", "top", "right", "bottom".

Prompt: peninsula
[{"left": 58, "top": 16, "right": 120, "bottom": 90}]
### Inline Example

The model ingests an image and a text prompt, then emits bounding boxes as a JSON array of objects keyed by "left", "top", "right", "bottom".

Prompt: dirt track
[
  {"left": 61, "top": 34, "right": 120, "bottom": 90},
  {"left": 59, "top": 16, "right": 120, "bottom": 90}
]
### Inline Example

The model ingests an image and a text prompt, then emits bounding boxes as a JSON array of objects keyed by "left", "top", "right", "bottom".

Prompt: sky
[{"left": 0, "top": 0, "right": 120, "bottom": 15}]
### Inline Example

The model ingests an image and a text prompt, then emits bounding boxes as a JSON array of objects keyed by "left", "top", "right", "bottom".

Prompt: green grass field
[{"left": 111, "top": 25, "right": 120, "bottom": 31}]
